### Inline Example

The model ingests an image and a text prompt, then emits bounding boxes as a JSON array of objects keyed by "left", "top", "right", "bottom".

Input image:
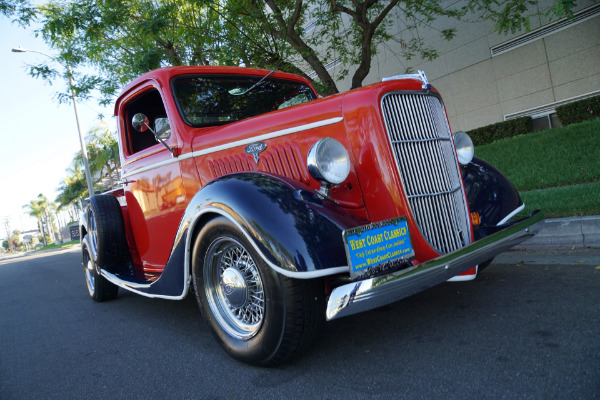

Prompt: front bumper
[{"left": 326, "top": 210, "right": 544, "bottom": 320}]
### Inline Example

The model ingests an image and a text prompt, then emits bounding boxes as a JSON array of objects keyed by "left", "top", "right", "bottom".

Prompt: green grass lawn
[
  {"left": 35, "top": 240, "right": 79, "bottom": 251},
  {"left": 475, "top": 119, "right": 600, "bottom": 218}
]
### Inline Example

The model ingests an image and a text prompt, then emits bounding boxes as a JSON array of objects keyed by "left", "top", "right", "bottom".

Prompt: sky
[{"left": 0, "top": 16, "right": 114, "bottom": 238}]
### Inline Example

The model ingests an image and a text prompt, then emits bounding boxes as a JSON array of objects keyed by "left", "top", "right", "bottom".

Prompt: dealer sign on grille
[{"left": 343, "top": 217, "right": 414, "bottom": 280}]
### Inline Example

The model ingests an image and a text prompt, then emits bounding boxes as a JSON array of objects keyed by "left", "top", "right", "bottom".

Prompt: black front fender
[
  {"left": 181, "top": 172, "right": 368, "bottom": 277},
  {"left": 461, "top": 157, "right": 523, "bottom": 239}
]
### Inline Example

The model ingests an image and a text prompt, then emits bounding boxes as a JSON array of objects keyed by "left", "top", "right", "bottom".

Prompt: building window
[
  {"left": 307, "top": 59, "right": 341, "bottom": 79},
  {"left": 490, "top": 3, "right": 600, "bottom": 57},
  {"left": 531, "top": 113, "right": 562, "bottom": 131}
]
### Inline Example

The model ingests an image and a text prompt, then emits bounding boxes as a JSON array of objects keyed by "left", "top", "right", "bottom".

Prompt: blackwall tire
[
  {"left": 192, "top": 217, "right": 324, "bottom": 366},
  {"left": 82, "top": 236, "right": 118, "bottom": 301},
  {"left": 87, "top": 194, "right": 129, "bottom": 267}
]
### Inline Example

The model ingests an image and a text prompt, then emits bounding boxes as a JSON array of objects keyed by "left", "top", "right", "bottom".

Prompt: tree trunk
[
  {"left": 265, "top": 0, "right": 340, "bottom": 96},
  {"left": 38, "top": 218, "right": 47, "bottom": 247},
  {"left": 43, "top": 210, "right": 53, "bottom": 244},
  {"left": 105, "top": 164, "right": 114, "bottom": 190}
]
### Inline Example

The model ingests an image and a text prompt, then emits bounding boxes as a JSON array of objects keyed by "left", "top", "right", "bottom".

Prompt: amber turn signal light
[{"left": 471, "top": 212, "right": 480, "bottom": 226}]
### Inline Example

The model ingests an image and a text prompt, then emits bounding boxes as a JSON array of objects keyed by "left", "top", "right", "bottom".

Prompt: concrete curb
[{"left": 516, "top": 215, "right": 600, "bottom": 249}]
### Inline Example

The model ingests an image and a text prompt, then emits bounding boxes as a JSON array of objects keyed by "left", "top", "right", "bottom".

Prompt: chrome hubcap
[
  {"left": 204, "top": 238, "right": 264, "bottom": 340},
  {"left": 221, "top": 267, "right": 248, "bottom": 308}
]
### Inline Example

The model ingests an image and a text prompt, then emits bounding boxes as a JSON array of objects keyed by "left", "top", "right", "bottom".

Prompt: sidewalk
[
  {"left": 0, "top": 244, "right": 81, "bottom": 262},
  {"left": 516, "top": 215, "right": 600, "bottom": 249}
]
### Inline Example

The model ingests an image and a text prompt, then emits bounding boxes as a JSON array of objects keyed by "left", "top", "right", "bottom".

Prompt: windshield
[{"left": 172, "top": 75, "right": 316, "bottom": 127}]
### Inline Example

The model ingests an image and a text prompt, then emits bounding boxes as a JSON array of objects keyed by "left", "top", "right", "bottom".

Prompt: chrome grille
[{"left": 381, "top": 92, "right": 471, "bottom": 254}]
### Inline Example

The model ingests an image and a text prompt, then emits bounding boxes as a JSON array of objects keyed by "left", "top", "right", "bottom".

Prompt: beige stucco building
[{"left": 320, "top": 1, "right": 600, "bottom": 132}]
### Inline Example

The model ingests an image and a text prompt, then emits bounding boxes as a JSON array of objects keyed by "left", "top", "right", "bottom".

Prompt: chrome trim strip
[
  {"left": 99, "top": 270, "right": 189, "bottom": 300},
  {"left": 190, "top": 117, "right": 343, "bottom": 157},
  {"left": 121, "top": 117, "right": 344, "bottom": 179},
  {"left": 497, "top": 203, "right": 525, "bottom": 226},
  {"left": 325, "top": 211, "right": 543, "bottom": 321}
]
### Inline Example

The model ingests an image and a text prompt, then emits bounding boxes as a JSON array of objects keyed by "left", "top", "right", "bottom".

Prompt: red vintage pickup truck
[{"left": 80, "top": 66, "right": 542, "bottom": 365}]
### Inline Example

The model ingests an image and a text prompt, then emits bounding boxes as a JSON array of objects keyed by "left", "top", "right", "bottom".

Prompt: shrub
[
  {"left": 556, "top": 95, "right": 600, "bottom": 126},
  {"left": 467, "top": 116, "right": 532, "bottom": 146}
]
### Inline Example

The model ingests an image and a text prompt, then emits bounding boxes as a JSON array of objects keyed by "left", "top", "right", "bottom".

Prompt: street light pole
[{"left": 12, "top": 46, "right": 95, "bottom": 197}]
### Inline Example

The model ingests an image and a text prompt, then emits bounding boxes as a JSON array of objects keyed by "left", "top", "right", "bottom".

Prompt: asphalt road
[{"left": 1, "top": 246, "right": 598, "bottom": 400}]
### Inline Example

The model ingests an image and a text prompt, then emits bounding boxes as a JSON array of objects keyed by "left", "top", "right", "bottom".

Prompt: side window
[
  {"left": 278, "top": 93, "right": 310, "bottom": 110},
  {"left": 125, "top": 89, "right": 171, "bottom": 154}
]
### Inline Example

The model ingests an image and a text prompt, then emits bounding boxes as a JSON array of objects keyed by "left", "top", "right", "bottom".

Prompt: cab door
[{"left": 118, "top": 83, "right": 186, "bottom": 275}]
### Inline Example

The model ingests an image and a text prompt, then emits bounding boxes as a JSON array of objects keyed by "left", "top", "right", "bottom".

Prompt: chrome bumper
[{"left": 326, "top": 211, "right": 544, "bottom": 320}]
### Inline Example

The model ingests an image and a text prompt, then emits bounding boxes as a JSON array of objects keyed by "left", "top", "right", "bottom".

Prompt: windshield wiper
[{"left": 229, "top": 70, "right": 275, "bottom": 96}]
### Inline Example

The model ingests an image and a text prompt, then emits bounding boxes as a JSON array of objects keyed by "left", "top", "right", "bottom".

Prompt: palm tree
[
  {"left": 56, "top": 163, "right": 87, "bottom": 211},
  {"left": 75, "top": 126, "right": 121, "bottom": 192},
  {"left": 54, "top": 124, "right": 121, "bottom": 222},
  {"left": 36, "top": 194, "right": 55, "bottom": 242},
  {"left": 89, "top": 128, "right": 120, "bottom": 190},
  {"left": 23, "top": 198, "right": 47, "bottom": 246}
]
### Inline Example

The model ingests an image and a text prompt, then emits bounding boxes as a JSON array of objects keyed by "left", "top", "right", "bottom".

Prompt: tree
[
  {"left": 56, "top": 163, "right": 87, "bottom": 213},
  {"left": 465, "top": 0, "right": 578, "bottom": 34},
  {"left": 84, "top": 126, "right": 121, "bottom": 191},
  {"left": 23, "top": 196, "right": 48, "bottom": 246},
  {"left": 0, "top": 0, "right": 36, "bottom": 24},
  {"left": 22, "top": 0, "right": 581, "bottom": 99},
  {"left": 55, "top": 124, "right": 120, "bottom": 216},
  {"left": 36, "top": 194, "right": 55, "bottom": 243},
  {"left": 56, "top": 124, "right": 120, "bottom": 209},
  {"left": 12, "top": 230, "right": 23, "bottom": 251}
]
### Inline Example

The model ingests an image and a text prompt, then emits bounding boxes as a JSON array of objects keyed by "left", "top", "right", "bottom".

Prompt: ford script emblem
[
  {"left": 245, "top": 142, "right": 267, "bottom": 164},
  {"left": 224, "top": 283, "right": 235, "bottom": 296}
]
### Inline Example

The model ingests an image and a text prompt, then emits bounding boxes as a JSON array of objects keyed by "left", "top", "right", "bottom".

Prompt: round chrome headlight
[
  {"left": 453, "top": 131, "right": 474, "bottom": 165},
  {"left": 307, "top": 138, "right": 351, "bottom": 185}
]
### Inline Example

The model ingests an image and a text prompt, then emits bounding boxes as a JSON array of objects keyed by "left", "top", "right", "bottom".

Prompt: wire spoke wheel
[
  {"left": 82, "top": 244, "right": 97, "bottom": 297},
  {"left": 84, "top": 255, "right": 96, "bottom": 296},
  {"left": 204, "top": 237, "right": 264, "bottom": 340},
  {"left": 193, "top": 216, "right": 324, "bottom": 365}
]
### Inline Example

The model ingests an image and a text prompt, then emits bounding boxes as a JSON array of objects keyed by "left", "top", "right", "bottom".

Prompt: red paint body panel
[{"left": 113, "top": 66, "right": 472, "bottom": 274}]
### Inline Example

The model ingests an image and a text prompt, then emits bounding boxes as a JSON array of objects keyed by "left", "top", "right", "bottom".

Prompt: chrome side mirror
[
  {"left": 132, "top": 113, "right": 150, "bottom": 132},
  {"left": 131, "top": 113, "right": 176, "bottom": 157}
]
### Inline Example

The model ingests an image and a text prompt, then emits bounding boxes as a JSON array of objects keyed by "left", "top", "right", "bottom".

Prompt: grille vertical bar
[{"left": 381, "top": 93, "right": 471, "bottom": 254}]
